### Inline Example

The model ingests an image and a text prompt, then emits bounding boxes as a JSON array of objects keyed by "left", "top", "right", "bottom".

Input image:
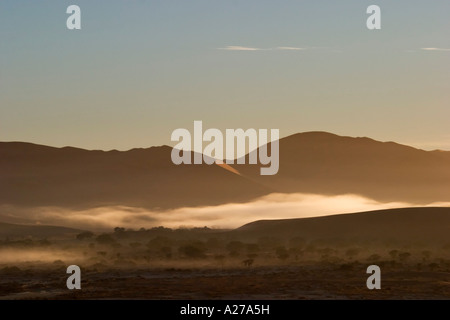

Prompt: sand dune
[{"left": 232, "top": 207, "right": 450, "bottom": 244}]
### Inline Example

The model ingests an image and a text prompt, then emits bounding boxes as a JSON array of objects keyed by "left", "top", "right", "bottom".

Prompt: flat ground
[{"left": 1, "top": 263, "right": 450, "bottom": 300}]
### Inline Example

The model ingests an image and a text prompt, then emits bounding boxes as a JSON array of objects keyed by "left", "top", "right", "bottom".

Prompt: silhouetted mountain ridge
[
  {"left": 0, "top": 142, "right": 269, "bottom": 209},
  {"left": 1, "top": 131, "right": 450, "bottom": 209},
  {"left": 234, "top": 131, "right": 450, "bottom": 203}
]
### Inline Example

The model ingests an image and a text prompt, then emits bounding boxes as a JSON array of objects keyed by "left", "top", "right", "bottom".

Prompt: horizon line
[{"left": 1, "top": 131, "right": 449, "bottom": 153}]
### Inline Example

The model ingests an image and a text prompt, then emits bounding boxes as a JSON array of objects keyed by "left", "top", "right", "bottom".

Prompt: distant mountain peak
[{"left": 1, "top": 132, "right": 450, "bottom": 209}]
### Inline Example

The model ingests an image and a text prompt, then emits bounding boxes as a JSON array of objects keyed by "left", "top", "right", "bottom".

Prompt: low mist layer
[
  {"left": 1, "top": 193, "right": 448, "bottom": 231},
  {"left": 0, "top": 248, "right": 83, "bottom": 264}
]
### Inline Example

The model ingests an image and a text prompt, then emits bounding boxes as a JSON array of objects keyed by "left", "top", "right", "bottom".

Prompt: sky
[{"left": 1, "top": 0, "right": 449, "bottom": 151}]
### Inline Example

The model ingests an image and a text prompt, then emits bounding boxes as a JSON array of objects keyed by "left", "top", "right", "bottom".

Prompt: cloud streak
[
  {"left": 275, "top": 46, "right": 304, "bottom": 51},
  {"left": 219, "top": 46, "right": 263, "bottom": 51},
  {"left": 219, "top": 46, "right": 304, "bottom": 51},
  {"left": 421, "top": 47, "right": 450, "bottom": 52}
]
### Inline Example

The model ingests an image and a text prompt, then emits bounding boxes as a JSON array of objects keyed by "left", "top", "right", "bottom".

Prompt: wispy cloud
[
  {"left": 219, "top": 46, "right": 263, "bottom": 51},
  {"left": 275, "top": 46, "right": 304, "bottom": 51},
  {"left": 421, "top": 47, "right": 450, "bottom": 52},
  {"left": 218, "top": 46, "right": 305, "bottom": 51}
]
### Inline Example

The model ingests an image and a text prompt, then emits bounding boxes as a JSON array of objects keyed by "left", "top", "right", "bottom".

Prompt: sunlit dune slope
[{"left": 231, "top": 207, "right": 450, "bottom": 244}]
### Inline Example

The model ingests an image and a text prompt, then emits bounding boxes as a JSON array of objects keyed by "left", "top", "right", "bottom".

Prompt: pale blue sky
[{"left": 1, "top": 1, "right": 449, "bottom": 150}]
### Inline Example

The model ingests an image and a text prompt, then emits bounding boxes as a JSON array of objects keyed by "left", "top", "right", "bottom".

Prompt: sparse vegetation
[
  {"left": 76, "top": 231, "right": 94, "bottom": 241},
  {"left": 2, "top": 224, "right": 450, "bottom": 299}
]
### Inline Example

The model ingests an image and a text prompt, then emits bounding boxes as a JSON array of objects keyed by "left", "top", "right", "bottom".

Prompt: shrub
[
  {"left": 276, "top": 246, "right": 290, "bottom": 261},
  {"left": 226, "top": 241, "right": 244, "bottom": 253},
  {"left": 367, "top": 254, "right": 381, "bottom": 261},
  {"left": 178, "top": 245, "right": 206, "bottom": 259},
  {"left": 242, "top": 259, "right": 254, "bottom": 267},
  {"left": 96, "top": 234, "right": 116, "bottom": 245},
  {"left": 399, "top": 252, "right": 411, "bottom": 262},
  {"left": 76, "top": 231, "right": 94, "bottom": 241}
]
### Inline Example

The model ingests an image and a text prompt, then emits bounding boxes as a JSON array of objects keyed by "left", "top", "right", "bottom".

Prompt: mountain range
[
  {"left": 1, "top": 131, "right": 449, "bottom": 210},
  {"left": 234, "top": 132, "right": 450, "bottom": 203}
]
